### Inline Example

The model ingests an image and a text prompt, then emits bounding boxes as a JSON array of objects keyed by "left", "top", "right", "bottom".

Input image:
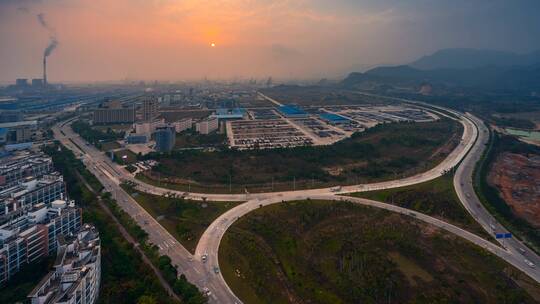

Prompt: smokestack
[{"left": 43, "top": 56, "right": 47, "bottom": 86}]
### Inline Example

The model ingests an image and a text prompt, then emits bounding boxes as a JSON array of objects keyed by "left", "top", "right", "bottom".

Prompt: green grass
[
  {"left": 100, "top": 141, "right": 121, "bottom": 151},
  {"left": 220, "top": 200, "right": 540, "bottom": 304},
  {"left": 348, "top": 173, "right": 492, "bottom": 239},
  {"left": 174, "top": 130, "right": 226, "bottom": 149},
  {"left": 122, "top": 184, "right": 240, "bottom": 253},
  {"left": 142, "top": 119, "right": 462, "bottom": 193},
  {"left": 93, "top": 124, "right": 133, "bottom": 133},
  {"left": 113, "top": 149, "right": 138, "bottom": 165}
]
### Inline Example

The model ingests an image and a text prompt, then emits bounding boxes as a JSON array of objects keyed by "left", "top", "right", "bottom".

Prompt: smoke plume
[{"left": 37, "top": 13, "right": 58, "bottom": 57}]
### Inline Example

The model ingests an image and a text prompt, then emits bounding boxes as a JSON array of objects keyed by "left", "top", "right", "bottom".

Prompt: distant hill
[
  {"left": 410, "top": 48, "right": 540, "bottom": 70},
  {"left": 341, "top": 64, "right": 540, "bottom": 90}
]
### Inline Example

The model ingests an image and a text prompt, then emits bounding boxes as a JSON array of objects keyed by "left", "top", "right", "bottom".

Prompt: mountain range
[
  {"left": 341, "top": 48, "right": 540, "bottom": 91},
  {"left": 410, "top": 48, "right": 540, "bottom": 70}
]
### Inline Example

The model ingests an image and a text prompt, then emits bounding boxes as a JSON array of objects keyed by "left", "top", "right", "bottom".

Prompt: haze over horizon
[{"left": 1, "top": 0, "right": 540, "bottom": 83}]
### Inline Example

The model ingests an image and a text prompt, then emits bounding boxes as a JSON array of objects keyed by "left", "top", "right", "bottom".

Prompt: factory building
[
  {"left": 31, "top": 79, "right": 44, "bottom": 87},
  {"left": 0, "top": 111, "right": 23, "bottom": 123},
  {"left": 0, "top": 120, "right": 38, "bottom": 144},
  {"left": 214, "top": 108, "right": 246, "bottom": 120},
  {"left": 28, "top": 223, "right": 100, "bottom": 304},
  {"left": 195, "top": 116, "right": 219, "bottom": 135},
  {"left": 277, "top": 105, "right": 308, "bottom": 118},
  {"left": 153, "top": 125, "right": 176, "bottom": 152},
  {"left": 16, "top": 79, "right": 29, "bottom": 88},
  {"left": 93, "top": 100, "right": 135, "bottom": 125}
]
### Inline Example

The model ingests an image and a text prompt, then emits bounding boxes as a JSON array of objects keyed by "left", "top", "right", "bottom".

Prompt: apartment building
[
  {"left": 0, "top": 151, "right": 54, "bottom": 190},
  {"left": 0, "top": 172, "right": 66, "bottom": 222},
  {"left": 28, "top": 223, "right": 100, "bottom": 304},
  {"left": 0, "top": 200, "right": 82, "bottom": 284}
]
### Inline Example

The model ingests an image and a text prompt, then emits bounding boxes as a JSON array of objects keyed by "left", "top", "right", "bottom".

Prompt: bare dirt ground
[{"left": 488, "top": 152, "right": 540, "bottom": 227}]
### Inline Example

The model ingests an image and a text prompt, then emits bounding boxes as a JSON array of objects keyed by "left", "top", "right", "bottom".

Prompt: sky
[{"left": 1, "top": 0, "right": 540, "bottom": 83}]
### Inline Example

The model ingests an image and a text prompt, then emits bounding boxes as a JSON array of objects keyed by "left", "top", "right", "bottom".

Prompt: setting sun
[{"left": 211, "top": 43, "right": 216, "bottom": 47}]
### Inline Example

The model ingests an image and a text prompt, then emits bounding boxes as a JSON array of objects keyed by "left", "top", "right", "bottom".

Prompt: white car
[{"left": 524, "top": 259, "right": 536, "bottom": 268}]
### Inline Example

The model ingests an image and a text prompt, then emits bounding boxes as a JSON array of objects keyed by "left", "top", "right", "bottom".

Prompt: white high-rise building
[
  {"left": 28, "top": 224, "right": 101, "bottom": 304},
  {"left": 195, "top": 116, "right": 218, "bottom": 135}
]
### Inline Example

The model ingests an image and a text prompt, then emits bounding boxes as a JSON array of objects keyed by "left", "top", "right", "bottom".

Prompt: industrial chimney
[{"left": 43, "top": 55, "right": 47, "bottom": 86}]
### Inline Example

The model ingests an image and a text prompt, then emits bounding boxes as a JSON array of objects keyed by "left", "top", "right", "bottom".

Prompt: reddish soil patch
[{"left": 488, "top": 152, "right": 540, "bottom": 227}]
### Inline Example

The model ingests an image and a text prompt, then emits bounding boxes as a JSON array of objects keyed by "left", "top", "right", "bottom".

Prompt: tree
[{"left": 137, "top": 295, "right": 158, "bottom": 304}]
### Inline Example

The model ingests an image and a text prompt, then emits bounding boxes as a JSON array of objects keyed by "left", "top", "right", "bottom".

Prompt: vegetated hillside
[
  {"left": 410, "top": 48, "right": 540, "bottom": 70},
  {"left": 341, "top": 64, "right": 540, "bottom": 90},
  {"left": 220, "top": 200, "right": 540, "bottom": 304}
]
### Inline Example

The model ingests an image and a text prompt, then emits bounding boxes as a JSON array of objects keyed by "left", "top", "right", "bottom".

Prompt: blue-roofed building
[
  {"left": 277, "top": 105, "right": 308, "bottom": 118},
  {"left": 319, "top": 113, "right": 351, "bottom": 124},
  {"left": 214, "top": 108, "right": 246, "bottom": 120}
]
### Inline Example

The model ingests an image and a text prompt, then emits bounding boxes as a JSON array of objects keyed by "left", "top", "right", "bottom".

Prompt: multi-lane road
[
  {"left": 53, "top": 102, "right": 539, "bottom": 303},
  {"left": 454, "top": 115, "right": 540, "bottom": 273}
]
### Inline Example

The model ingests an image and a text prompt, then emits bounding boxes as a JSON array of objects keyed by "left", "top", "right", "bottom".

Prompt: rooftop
[
  {"left": 278, "top": 105, "right": 308, "bottom": 117},
  {"left": 28, "top": 224, "right": 100, "bottom": 303},
  {"left": 319, "top": 113, "right": 350, "bottom": 123}
]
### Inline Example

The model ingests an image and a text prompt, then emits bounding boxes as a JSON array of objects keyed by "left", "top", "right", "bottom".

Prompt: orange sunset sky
[{"left": 1, "top": 0, "right": 540, "bottom": 82}]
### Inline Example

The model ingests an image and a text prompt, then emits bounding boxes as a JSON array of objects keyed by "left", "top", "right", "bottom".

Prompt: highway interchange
[{"left": 53, "top": 101, "right": 539, "bottom": 303}]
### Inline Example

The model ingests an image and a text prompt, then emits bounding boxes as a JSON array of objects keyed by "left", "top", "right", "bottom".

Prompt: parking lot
[
  {"left": 226, "top": 105, "right": 438, "bottom": 150},
  {"left": 228, "top": 119, "right": 313, "bottom": 149}
]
